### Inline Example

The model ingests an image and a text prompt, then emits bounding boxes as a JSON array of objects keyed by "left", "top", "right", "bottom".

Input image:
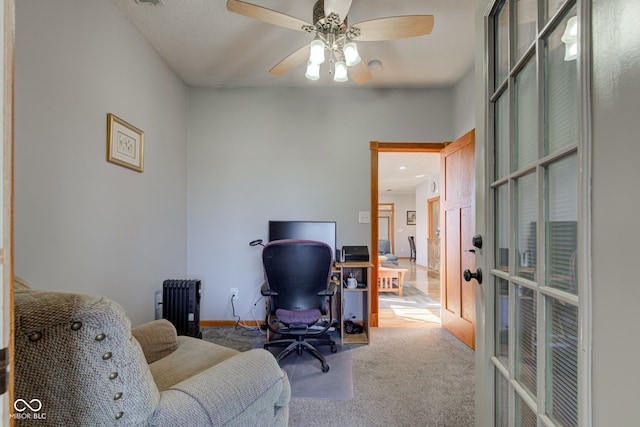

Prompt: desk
[{"left": 377, "top": 267, "right": 408, "bottom": 297}]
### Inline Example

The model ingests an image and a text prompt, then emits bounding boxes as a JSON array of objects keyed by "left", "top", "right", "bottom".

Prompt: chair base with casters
[{"left": 264, "top": 326, "right": 337, "bottom": 373}]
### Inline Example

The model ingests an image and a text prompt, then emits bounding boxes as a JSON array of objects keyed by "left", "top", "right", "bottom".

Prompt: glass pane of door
[
  {"left": 496, "top": 371, "right": 509, "bottom": 427},
  {"left": 515, "top": 59, "right": 538, "bottom": 169},
  {"left": 515, "top": 173, "right": 536, "bottom": 281},
  {"left": 517, "top": 396, "right": 538, "bottom": 427},
  {"left": 495, "top": 90, "right": 511, "bottom": 179},
  {"left": 515, "top": 285, "right": 537, "bottom": 397},
  {"left": 545, "top": 155, "right": 578, "bottom": 293},
  {"left": 516, "top": 0, "right": 537, "bottom": 61},
  {"left": 495, "top": 1, "right": 510, "bottom": 87},
  {"left": 495, "top": 278, "right": 510, "bottom": 364},
  {"left": 545, "top": 6, "right": 579, "bottom": 155},
  {"left": 546, "top": 297, "right": 579, "bottom": 426}
]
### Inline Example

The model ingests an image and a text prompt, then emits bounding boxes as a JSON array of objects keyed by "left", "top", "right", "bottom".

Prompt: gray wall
[
  {"left": 453, "top": 67, "right": 476, "bottom": 139},
  {"left": 14, "top": 0, "right": 189, "bottom": 326},
  {"left": 591, "top": 0, "right": 640, "bottom": 424},
  {"left": 187, "top": 87, "right": 454, "bottom": 321}
]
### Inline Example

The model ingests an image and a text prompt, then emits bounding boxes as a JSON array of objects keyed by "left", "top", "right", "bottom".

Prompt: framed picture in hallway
[
  {"left": 107, "top": 113, "right": 144, "bottom": 172},
  {"left": 406, "top": 211, "right": 416, "bottom": 225}
]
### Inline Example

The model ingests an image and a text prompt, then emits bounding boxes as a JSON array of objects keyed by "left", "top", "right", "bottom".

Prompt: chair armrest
[
  {"left": 131, "top": 319, "right": 178, "bottom": 364},
  {"left": 152, "top": 349, "right": 291, "bottom": 426},
  {"left": 318, "top": 282, "right": 336, "bottom": 296},
  {"left": 261, "top": 282, "right": 279, "bottom": 296}
]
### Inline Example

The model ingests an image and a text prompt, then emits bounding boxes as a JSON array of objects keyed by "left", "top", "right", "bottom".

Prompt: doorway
[{"left": 369, "top": 142, "right": 444, "bottom": 329}]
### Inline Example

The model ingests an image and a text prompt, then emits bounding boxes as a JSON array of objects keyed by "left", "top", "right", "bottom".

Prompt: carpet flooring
[
  {"left": 202, "top": 328, "right": 353, "bottom": 399},
  {"left": 269, "top": 343, "right": 353, "bottom": 400},
  {"left": 202, "top": 326, "right": 475, "bottom": 427}
]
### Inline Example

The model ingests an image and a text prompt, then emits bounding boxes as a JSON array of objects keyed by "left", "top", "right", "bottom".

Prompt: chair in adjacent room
[
  {"left": 408, "top": 236, "right": 417, "bottom": 262},
  {"left": 261, "top": 239, "right": 338, "bottom": 372}
]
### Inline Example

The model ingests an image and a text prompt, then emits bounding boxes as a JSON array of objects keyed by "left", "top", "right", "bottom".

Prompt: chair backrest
[
  {"left": 379, "top": 239, "right": 391, "bottom": 254},
  {"left": 262, "top": 239, "right": 333, "bottom": 314},
  {"left": 408, "top": 236, "right": 416, "bottom": 251}
]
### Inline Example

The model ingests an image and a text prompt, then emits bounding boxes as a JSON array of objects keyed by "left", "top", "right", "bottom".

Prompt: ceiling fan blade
[
  {"left": 226, "top": 0, "right": 311, "bottom": 32},
  {"left": 352, "top": 15, "right": 435, "bottom": 41},
  {"left": 270, "top": 45, "right": 310, "bottom": 76},
  {"left": 324, "top": 0, "right": 353, "bottom": 22},
  {"left": 349, "top": 60, "right": 373, "bottom": 85}
]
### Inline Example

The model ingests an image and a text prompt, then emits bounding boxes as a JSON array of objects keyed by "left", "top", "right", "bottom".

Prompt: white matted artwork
[{"left": 107, "top": 113, "right": 144, "bottom": 172}]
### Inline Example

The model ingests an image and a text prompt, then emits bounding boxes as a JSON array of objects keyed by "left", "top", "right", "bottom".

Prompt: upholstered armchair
[{"left": 14, "top": 278, "right": 290, "bottom": 426}]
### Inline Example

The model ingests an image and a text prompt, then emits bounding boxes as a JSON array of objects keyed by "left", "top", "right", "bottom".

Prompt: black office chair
[
  {"left": 261, "top": 239, "right": 338, "bottom": 372},
  {"left": 408, "top": 236, "right": 416, "bottom": 262}
]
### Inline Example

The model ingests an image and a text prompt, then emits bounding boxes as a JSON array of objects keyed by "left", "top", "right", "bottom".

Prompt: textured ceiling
[{"left": 109, "top": 0, "right": 476, "bottom": 89}]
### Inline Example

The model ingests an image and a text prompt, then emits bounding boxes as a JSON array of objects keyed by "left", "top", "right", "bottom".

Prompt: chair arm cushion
[
  {"left": 152, "top": 349, "right": 291, "bottom": 426},
  {"left": 261, "top": 282, "right": 279, "bottom": 296},
  {"left": 318, "top": 282, "right": 337, "bottom": 296},
  {"left": 131, "top": 319, "right": 178, "bottom": 364}
]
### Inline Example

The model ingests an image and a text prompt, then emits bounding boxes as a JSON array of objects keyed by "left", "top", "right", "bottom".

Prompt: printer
[{"left": 342, "top": 246, "right": 369, "bottom": 262}]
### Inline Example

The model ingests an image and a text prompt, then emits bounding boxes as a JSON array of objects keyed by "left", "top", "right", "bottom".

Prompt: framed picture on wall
[
  {"left": 407, "top": 210, "right": 416, "bottom": 225},
  {"left": 107, "top": 113, "right": 144, "bottom": 172}
]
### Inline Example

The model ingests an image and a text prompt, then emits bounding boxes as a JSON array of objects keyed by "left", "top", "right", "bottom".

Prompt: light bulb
[
  {"left": 343, "top": 42, "right": 361, "bottom": 66},
  {"left": 564, "top": 41, "right": 578, "bottom": 61},
  {"left": 334, "top": 61, "right": 348, "bottom": 82},
  {"left": 305, "top": 61, "right": 320, "bottom": 80},
  {"left": 561, "top": 16, "right": 578, "bottom": 44},
  {"left": 309, "top": 40, "right": 326, "bottom": 65}
]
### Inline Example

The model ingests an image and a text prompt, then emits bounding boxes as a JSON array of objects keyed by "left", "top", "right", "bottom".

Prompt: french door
[{"left": 483, "top": 0, "right": 590, "bottom": 426}]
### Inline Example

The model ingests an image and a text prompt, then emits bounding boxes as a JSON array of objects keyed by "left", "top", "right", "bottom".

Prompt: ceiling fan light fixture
[
  {"left": 343, "top": 42, "right": 361, "bottom": 66},
  {"left": 309, "top": 40, "right": 326, "bottom": 64},
  {"left": 333, "top": 61, "right": 348, "bottom": 82},
  {"left": 305, "top": 61, "right": 321, "bottom": 80},
  {"left": 561, "top": 16, "right": 578, "bottom": 61}
]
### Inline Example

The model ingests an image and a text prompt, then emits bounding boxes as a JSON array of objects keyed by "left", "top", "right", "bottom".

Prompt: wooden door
[{"left": 441, "top": 130, "right": 476, "bottom": 348}]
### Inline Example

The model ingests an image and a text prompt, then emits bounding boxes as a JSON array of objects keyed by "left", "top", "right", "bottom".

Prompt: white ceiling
[
  {"left": 379, "top": 152, "right": 440, "bottom": 195},
  {"left": 109, "top": 0, "right": 476, "bottom": 89},
  {"left": 108, "top": 0, "right": 469, "bottom": 194}
]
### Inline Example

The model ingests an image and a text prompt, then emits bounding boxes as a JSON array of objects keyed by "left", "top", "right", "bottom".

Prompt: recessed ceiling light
[
  {"left": 415, "top": 174, "right": 426, "bottom": 178},
  {"left": 399, "top": 166, "right": 406, "bottom": 170}
]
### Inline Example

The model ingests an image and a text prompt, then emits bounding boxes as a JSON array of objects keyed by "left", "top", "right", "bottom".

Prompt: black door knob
[
  {"left": 463, "top": 268, "right": 483, "bottom": 284},
  {"left": 472, "top": 234, "right": 483, "bottom": 249}
]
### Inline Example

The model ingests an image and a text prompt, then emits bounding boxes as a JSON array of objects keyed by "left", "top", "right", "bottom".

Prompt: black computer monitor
[{"left": 268, "top": 220, "right": 337, "bottom": 260}]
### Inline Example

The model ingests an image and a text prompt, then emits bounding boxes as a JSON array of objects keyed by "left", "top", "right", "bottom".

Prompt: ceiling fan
[{"left": 226, "top": 0, "right": 435, "bottom": 84}]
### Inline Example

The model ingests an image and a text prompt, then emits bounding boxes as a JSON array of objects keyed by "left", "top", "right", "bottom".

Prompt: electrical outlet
[{"left": 230, "top": 288, "right": 238, "bottom": 300}]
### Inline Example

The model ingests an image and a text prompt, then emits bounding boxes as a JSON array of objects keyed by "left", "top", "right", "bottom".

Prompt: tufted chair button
[
  {"left": 109, "top": 372, "right": 118, "bottom": 380},
  {"left": 102, "top": 352, "right": 112, "bottom": 360},
  {"left": 95, "top": 333, "right": 106, "bottom": 341},
  {"left": 115, "top": 412, "right": 124, "bottom": 420},
  {"left": 114, "top": 392, "right": 123, "bottom": 400},
  {"left": 28, "top": 332, "right": 42, "bottom": 342},
  {"left": 70, "top": 321, "right": 82, "bottom": 331}
]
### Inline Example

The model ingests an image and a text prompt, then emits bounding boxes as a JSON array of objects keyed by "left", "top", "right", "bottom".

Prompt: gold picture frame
[{"left": 107, "top": 113, "right": 144, "bottom": 172}]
